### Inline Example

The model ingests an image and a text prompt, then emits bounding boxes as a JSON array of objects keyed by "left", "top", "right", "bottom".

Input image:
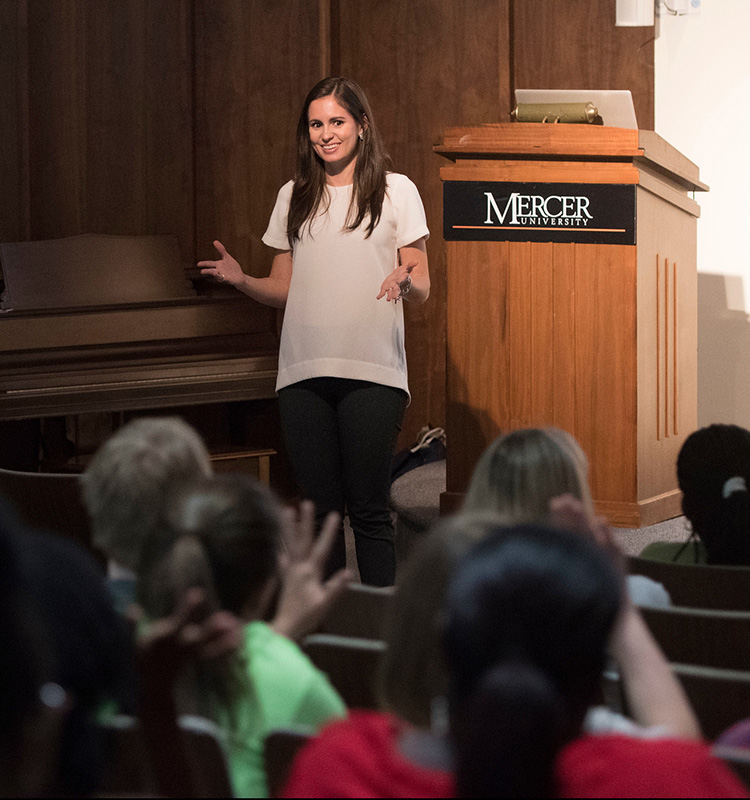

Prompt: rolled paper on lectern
[{"left": 512, "top": 102, "right": 599, "bottom": 124}]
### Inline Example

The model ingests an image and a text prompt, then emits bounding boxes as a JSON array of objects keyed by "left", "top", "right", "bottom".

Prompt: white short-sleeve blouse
[{"left": 262, "top": 173, "right": 429, "bottom": 399}]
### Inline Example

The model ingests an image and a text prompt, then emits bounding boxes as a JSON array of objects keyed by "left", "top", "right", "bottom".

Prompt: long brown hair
[{"left": 287, "top": 76, "right": 392, "bottom": 245}]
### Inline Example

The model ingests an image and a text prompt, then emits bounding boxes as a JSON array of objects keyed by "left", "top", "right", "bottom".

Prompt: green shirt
[
  {"left": 639, "top": 539, "right": 708, "bottom": 565},
  {"left": 225, "top": 621, "right": 346, "bottom": 798}
]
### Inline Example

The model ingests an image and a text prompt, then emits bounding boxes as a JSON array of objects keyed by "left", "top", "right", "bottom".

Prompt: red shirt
[
  {"left": 284, "top": 711, "right": 748, "bottom": 799},
  {"left": 559, "top": 734, "right": 748, "bottom": 798},
  {"left": 284, "top": 712, "right": 452, "bottom": 798}
]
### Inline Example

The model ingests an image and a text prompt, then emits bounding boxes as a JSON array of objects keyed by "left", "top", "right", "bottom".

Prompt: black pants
[{"left": 278, "top": 378, "right": 407, "bottom": 586}]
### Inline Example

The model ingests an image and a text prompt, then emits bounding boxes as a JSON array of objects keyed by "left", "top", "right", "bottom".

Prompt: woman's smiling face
[{"left": 308, "top": 94, "right": 363, "bottom": 180}]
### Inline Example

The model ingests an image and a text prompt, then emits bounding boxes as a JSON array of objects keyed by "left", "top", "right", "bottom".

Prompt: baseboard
[
  {"left": 595, "top": 489, "right": 683, "bottom": 529},
  {"left": 441, "top": 489, "right": 683, "bottom": 530}
]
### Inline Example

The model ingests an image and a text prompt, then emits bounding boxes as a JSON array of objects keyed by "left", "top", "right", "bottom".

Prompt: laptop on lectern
[{"left": 514, "top": 89, "right": 639, "bottom": 129}]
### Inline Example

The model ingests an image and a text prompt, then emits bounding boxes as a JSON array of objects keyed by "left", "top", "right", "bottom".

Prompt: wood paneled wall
[
  {"left": 0, "top": 0, "right": 654, "bottom": 448},
  {"left": 513, "top": 0, "right": 655, "bottom": 133}
]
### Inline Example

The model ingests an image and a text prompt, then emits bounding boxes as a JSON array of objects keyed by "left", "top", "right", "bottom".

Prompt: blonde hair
[{"left": 462, "top": 428, "right": 594, "bottom": 524}]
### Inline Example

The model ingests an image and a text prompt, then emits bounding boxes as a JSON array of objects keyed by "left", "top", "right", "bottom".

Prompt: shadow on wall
[{"left": 698, "top": 273, "right": 750, "bottom": 428}]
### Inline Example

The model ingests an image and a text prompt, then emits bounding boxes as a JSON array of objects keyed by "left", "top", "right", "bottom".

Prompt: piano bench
[{"left": 209, "top": 448, "right": 276, "bottom": 485}]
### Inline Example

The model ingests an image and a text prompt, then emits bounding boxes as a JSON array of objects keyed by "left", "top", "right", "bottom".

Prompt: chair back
[
  {"left": 0, "top": 467, "right": 94, "bottom": 553},
  {"left": 264, "top": 729, "right": 311, "bottom": 798},
  {"left": 301, "top": 634, "right": 386, "bottom": 710},
  {"left": 98, "top": 716, "right": 153, "bottom": 795},
  {"left": 316, "top": 583, "right": 394, "bottom": 640},
  {"left": 99, "top": 714, "right": 233, "bottom": 797},
  {"left": 640, "top": 605, "right": 750, "bottom": 671},
  {"left": 673, "top": 664, "right": 750, "bottom": 741},
  {"left": 629, "top": 555, "right": 750, "bottom": 611}
]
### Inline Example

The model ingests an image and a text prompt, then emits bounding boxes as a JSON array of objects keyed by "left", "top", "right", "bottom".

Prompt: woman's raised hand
[
  {"left": 198, "top": 240, "right": 245, "bottom": 288},
  {"left": 377, "top": 260, "right": 417, "bottom": 303}
]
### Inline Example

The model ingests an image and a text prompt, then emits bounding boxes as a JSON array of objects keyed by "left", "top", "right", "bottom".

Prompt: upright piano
[{"left": 0, "top": 234, "right": 279, "bottom": 459}]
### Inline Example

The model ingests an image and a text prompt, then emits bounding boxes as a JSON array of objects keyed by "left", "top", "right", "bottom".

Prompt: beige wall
[{"left": 655, "top": 1, "right": 750, "bottom": 428}]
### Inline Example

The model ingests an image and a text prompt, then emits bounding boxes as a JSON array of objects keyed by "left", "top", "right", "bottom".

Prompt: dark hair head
[
  {"left": 0, "top": 503, "right": 50, "bottom": 788},
  {"left": 0, "top": 497, "right": 134, "bottom": 796},
  {"left": 444, "top": 523, "right": 623, "bottom": 798},
  {"left": 677, "top": 424, "right": 750, "bottom": 565},
  {"left": 137, "top": 474, "right": 281, "bottom": 729},
  {"left": 287, "top": 76, "right": 392, "bottom": 244}
]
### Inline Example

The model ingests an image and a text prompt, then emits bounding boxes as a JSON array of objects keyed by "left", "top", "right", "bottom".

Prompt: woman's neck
[{"left": 325, "top": 156, "right": 357, "bottom": 187}]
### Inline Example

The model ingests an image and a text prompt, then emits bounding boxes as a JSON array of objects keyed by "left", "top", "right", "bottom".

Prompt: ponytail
[
  {"left": 443, "top": 524, "right": 622, "bottom": 800},
  {"left": 137, "top": 530, "right": 248, "bottom": 729},
  {"left": 452, "top": 661, "right": 567, "bottom": 798},
  {"left": 138, "top": 532, "right": 218, "bottom": 621},
  {"left": 707, "top": 483, "right": 750, "bottom": 565}
]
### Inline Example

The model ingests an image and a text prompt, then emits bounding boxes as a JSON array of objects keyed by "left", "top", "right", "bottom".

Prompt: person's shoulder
[
  {"left": 386, "top": 172, "right": 419, "bottom": 192},
  {"left": 640, "top": 540, "right": 702, "bottom": 564},
  {"left": 285, "top": 711, "right": 453, "bottom": 799},
  {"left": 285, "top": 712, "right": 398, "bottom": 796},
  {"left": 243, "top": 621, "right": 324, "bottom": 678},
  {"left": 312, "top": 710, "right": 393, "bottom": 746},
  {"left": 558, "top": 734, "right": 749, "bottom": 798},
  {"left": 277, "top": 179, "right": 295, "bottom": 199}
]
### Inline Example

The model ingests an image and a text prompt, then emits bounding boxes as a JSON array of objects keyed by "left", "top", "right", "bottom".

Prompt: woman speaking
[{"left": 199, "top": 77, "right": 430, "bottom": 586}]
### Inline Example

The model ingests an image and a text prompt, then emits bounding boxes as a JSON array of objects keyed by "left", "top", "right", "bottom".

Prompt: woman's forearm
[
  {"left": 403, "top": 271, "right": 430, "bottom": 304},
  {"left": 236, "top": 274, "right": 289, "bottom": 309},
  {"left": 398, "top": 239, "right": 430, "bottom": 305}
]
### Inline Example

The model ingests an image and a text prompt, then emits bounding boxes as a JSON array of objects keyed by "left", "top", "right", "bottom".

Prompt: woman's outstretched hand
[
  {"left": 271, "top": 500, "right": 352, "bottom": 641},
  {"left": 377, "top": 260, "right": 417, "bottom": 303},
  {"left": 198, "top": 240, "right": 246, "bottom": 288}
]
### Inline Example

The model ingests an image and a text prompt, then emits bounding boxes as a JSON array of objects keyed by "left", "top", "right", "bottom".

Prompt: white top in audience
[{"left": 514, "top": 89, "right": 639, "bottom": 130}]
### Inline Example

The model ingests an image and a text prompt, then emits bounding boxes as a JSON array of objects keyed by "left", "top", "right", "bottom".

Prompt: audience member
[
  {"left": 641, "top": 423, "right": 750, "bottom": 565},
  {"left": 79, "top": 416, "right": 213, "bottom": 611},
  {"left": 286, "top": 516, "right": 745, "bottom": 798},
  {"left": 0, "top": 506, "right": 57, "bottom": 796},
  {"left": 462, "top": 427, "right": 594, "bottom": 522},
  {"left": 137, "top": 474, "right": 349, "bottom": 797},
  {"left": 0, "top": 496, "right": 135, "bottom": 796},
  {"left": 444, "top": 523, "right": 736, "bottom": 797},
  {"left": 463, "top": 427, "right": 670, "bottom": 608}
]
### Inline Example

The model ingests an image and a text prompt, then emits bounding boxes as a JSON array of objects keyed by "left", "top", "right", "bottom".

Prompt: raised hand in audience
[
  {"left": 549, "top": 493, "right": 702, "bottom": 740},
  {"left": 549, "top": 493, "right": 626, "bottom": 574},
  {"left": 271, "top": 500, "right": 352, "bottom": 641},
  {"left": 136, "top": 587, "right": 243, "bottom": 688}
]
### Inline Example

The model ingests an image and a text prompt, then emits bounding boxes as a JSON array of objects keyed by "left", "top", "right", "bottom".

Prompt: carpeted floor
[
  {"left": 344, "top": 461, "right": 694, "bottom": 579},
  {"left": 612, "top": 515, "right": 692, "bottom": 556},
  {"left": 346, "top": 515, "right": 692, "bottom": 581}
]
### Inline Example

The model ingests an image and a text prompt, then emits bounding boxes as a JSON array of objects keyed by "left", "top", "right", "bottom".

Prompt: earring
[{"left": 359, "top": 131, "right": 364, "bottom": 140}]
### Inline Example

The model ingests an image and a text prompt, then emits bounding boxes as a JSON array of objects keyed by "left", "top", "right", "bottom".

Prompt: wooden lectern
[{"left": 436, "top": 124, "right": 707, "bottom": 527}]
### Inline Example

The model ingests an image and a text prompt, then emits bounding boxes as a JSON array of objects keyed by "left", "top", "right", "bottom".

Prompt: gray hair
[
  {"left": 80, "top": 417, "right": 212, "bottom": 570},
  {"left": 462, "top": 427, "right": 594, "bottom": 525}
]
